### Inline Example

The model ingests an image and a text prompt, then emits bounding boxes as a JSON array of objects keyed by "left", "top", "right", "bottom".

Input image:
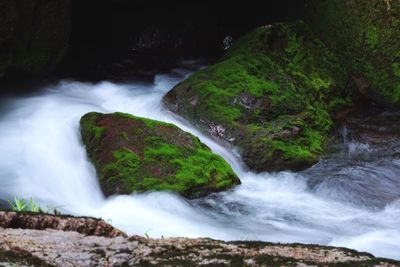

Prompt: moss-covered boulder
[
  {"left": 305, "top": 0, "right": 400, "bottom": 106},
  {"left": 80, "top": 112, "right": 240, "bottom": 197},
  {"left": 0, "top": 0, "right": 70, "bottom": 79},
  {"left": 163, "top": 21, "right": 349, "bottom": 172}
]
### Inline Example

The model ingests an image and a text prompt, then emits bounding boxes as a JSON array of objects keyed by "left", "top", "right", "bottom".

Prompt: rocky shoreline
[{"left": 0, "top": 212, "right": 398, "bottom": 266}]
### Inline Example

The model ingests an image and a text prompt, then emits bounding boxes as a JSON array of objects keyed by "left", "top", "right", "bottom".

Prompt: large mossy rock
[
  {"left": 0, "top": 0, "right": 70, "bottom": 79},
  {"left": 163, "top": 21, "right": 349, "bottom": 172},
  {"left": 80, "top": 112, "right": 240, "bottom": 197},
  {"left": 305, "top": 0, "right": 400, "bottom": 106}
]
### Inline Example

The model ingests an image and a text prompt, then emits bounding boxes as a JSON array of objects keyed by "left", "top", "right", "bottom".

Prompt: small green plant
[
  {"left": 7, "top": 196, "right": 27, "bottom": 212},
  {"left": 29, "top": 197, "right": 40, "bottom": 212}
]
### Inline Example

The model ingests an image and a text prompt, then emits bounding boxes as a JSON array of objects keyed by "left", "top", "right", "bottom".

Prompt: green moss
[
  {"left": 173, "top": 149, "right": 237, "bottom": 190},
  {"left": 138, "top": 134, "right": 237, "bottom": 195},
  {"left": 244, "top": 113, "right": 325, "bottom": 168},
  {"left": 144, "top": 137, "right": 181, "bottom": 163},
  {"left": 366, "top": 26, "right": 379, "bottom": 49},
  {"left": 94, "top": 127, "right": 105, "bottom": 140},
  {"left": 79, "top": 112, "right": 105, "bottom": 141},
  {"left": 101, "top": 148, "right": 141, "bottom": 193}
]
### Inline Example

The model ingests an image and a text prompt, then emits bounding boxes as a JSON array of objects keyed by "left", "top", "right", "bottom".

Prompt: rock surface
[
  {"left": 0, "top": 212, "right": 398, "bottom": 266},
  {"left": 305, "top": 0, "right": 400, "bottom": 107},
  {"left": 163, "top": 21, "right": 349, "bottom": 172},
  {"left": 0, "top": 0, "right": 71, "bottom": 80},
  {"left": 80, "top": 112, "right": 240, "bottom": 197},
  {"left": 341, "top": 111, "right": 400, "bottom": 151},
  {"left": 0, "top": 211, "right": 125, "bottom": 238}
]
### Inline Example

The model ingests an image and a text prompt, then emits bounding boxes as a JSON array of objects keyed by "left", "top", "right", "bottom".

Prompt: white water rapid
[{"left": 0, "top": 68, "right": 399, "bottom": 260}]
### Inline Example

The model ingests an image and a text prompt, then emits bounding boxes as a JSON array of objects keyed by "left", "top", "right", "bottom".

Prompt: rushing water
[{"left": 0, "top": 68, "right": 399, "bottom": 260}]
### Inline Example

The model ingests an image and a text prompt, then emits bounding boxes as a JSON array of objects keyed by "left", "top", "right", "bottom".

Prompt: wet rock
[
  {"left": 163, "top": 21, "right": 350, "bottom": 172},
  {"left": 80, "top": 112, "right": 240, "bottom": 197},
  {"left": 338, "top": 112, "right": 400, "bottom": 156},
  {"left": 304, "top": 110, "right": 400, "bottom": 209}
]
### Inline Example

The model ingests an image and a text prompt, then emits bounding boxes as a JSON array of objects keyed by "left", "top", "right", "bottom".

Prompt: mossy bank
[
  {"left": 306, "top": 0, "right": 400, "bottom": 107},
  {"left": 80, "top": 112, "right": 240, "bottom": 197},
  {"left": 163, "top": 21, "right": 350, "bottom": 172}
]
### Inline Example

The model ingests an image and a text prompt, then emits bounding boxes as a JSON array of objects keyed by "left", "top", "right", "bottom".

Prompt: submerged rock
[
  {"left": 163, "top": 21, "right": 349, "bottom": 172},
  {"left": 305, "top": 0, "right": 400, "bottom": 107},
  {"left": 80, "top": 112, "right": 240, "bottom": 197},
  {"left": 0, "top": 212, "right": 398, "bottom": 266}
]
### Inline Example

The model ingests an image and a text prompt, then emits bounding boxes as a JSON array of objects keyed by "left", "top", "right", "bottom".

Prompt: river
[{"left": 0, "top": 67, "right": 399, "bottom": 260}]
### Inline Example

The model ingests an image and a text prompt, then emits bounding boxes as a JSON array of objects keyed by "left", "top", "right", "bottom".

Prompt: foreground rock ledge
[{"left": 0, "top": 212, "right": 398, "bottom": 267}]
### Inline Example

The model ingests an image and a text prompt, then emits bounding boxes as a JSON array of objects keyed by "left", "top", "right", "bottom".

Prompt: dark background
[
  {"left": 0, "top": 0, "right": 305, "bottom": 89},
  {"left": 64, "top": 0, "right": 305, "bottom": 80}
]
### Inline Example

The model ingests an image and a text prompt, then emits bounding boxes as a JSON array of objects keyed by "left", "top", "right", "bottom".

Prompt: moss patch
[
  {"left": 80, "top": 112, "right": 240, "bottom": 197},
  {"left": 163, "top": 21, "right": 350, "bottom": 172}
]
